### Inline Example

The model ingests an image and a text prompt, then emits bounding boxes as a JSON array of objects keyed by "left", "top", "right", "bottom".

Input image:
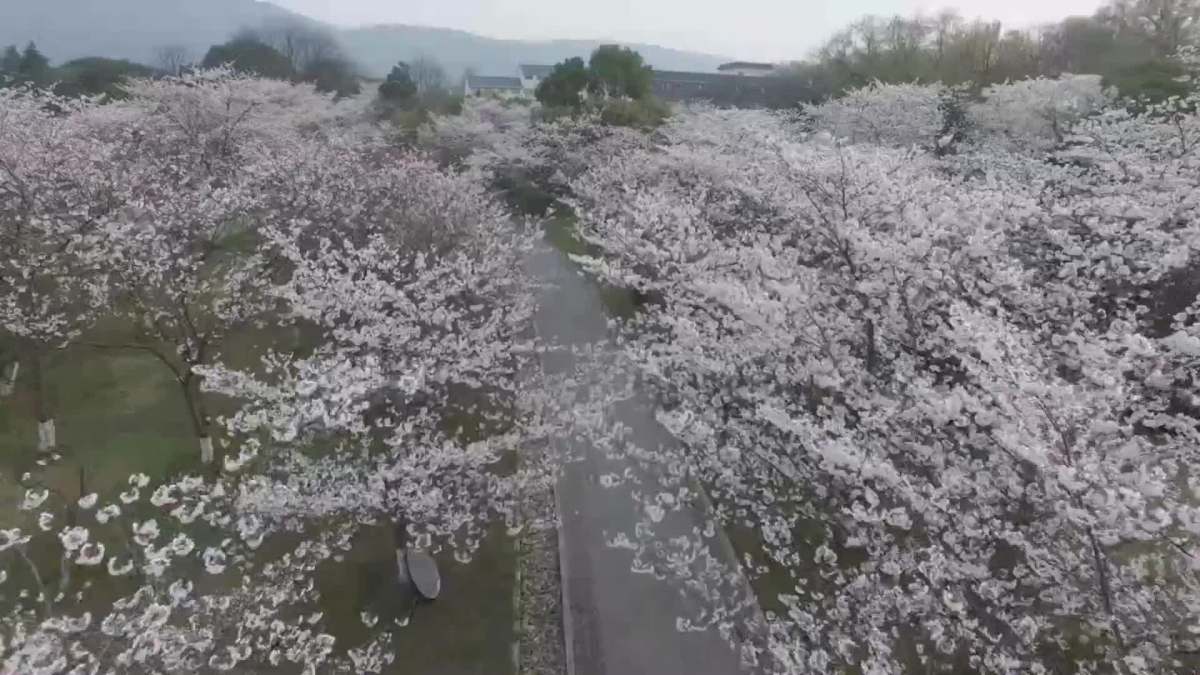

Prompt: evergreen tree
[
  {"left": 587, "top": 45, "right": 652, "bottom": 100},
  {"left": 302, "top": 57, "right": 360, "bottom": 98},
  {"left": 0, "top": 45, "right": 20, "bottom": 74},
  {"left": 378, "top": 62, "right": 417, "bottom": 103},
  {"left": 54, "top": 57, "right": 156, "bottom": 99},
  {"left": 18, "top": 42, "right": 51, "bottom": 85},
  {"left": 534, "top": 57, "right": 591, "bottom": 109},
  {"left": 201, "top": 38, "right": 294, "bottom": 80}
]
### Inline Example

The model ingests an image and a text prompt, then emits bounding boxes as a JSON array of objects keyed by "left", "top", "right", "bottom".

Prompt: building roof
[
  {"left": 519, "top": 64, "right": 555, "bottom": 79},
  {"left": 717, "top": 62, "right": 776, "bottom": 71},
  {"left": 652, "top": 70, "right": 740, "bottom": 84},
  {"left": 466, "top": 75, "right": 524, "bottom": 91}
]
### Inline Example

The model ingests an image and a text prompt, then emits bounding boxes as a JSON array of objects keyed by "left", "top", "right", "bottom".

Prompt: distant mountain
[
  {"left": 341, "top": 25, "right": 732, "bottom": 79},
  {"left": 0, "top": 0, "right": 731, "bottom": 77},
  {"left": 0, "top": 0, "right": 300, "bottom": 66}
]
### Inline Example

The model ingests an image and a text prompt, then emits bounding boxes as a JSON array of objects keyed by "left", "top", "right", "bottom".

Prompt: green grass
[
  {"left": 0, "top": 318, "right": 518, "bottom": 673},
  {"left": 542, "top": 212, "right": 590, "bottom": 259},
  {"left": 0, "top": 320, "right": 304, "bottom": 504},
  {"left": 723, "top": 524, "right": 796, "bottom": 617},
  {"left": 0, "top": 345, "right": 198, "bottom": 511},
  {"left": 319, "top": 523, "right": 516, "bottom": 675}
]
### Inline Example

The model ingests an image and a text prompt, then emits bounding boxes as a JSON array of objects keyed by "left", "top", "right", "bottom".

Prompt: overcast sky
[{"left": 271, "top": 0, "right": 1106, "bottom": 61}]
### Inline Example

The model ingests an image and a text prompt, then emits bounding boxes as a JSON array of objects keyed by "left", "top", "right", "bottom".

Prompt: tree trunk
[
  {"left": 30, "top": 353, "right": 55, "bottom": 452},
  {"left": 0, "top": 360, "right": 18, "bottom": 396},
  {"left": 37, "top": 419, "right": 56, "bottom": 452},
  {"left": 179, "top": 371, "right": 217, "bottom": 464},
  {"left": 864, "top": 318, "right": 878, "bottom": 376},
  {"left": 395, "top": 514, "right": 411, "bottom": 579}
]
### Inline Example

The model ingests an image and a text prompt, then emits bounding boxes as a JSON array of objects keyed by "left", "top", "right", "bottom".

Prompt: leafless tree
[
  {"left": 1110, "top": 0, "right": 1200, "bottom": 56},
  {"left": 238, "top": 19, "right": 344, "bottom": 72},
  {"left": 152, "top": 45, "right": 192, "bottom": 76},
  {"left": 410, "top": 55, "right": 448, "bottom": 94},
  {"left": 930, "top": 10, "right": 963, "bottom": 68}
]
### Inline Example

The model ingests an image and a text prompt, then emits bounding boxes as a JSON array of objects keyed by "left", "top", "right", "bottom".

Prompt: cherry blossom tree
[
  {"left": 804, "top": 75, "right": 1110, "bottom": 155},
  {"left": 805, "top": 81, "right": 947, "bottom": 148},
  {"left": 0, "top": 88, "right": 118, "bottom": 451},
  {"left": 970, "top": 73, "right": 1110, "bottom": 151},
  {"left": 73, "top": 70, "right": 374, "bottom": 464},
  {"left": 201, "top": 131, "right": 545, "bottom": 559},
  {"left": 0, "top": 452, "right": 358, "bottom": 674},
  {"left": 417, "top": 97, "right": 536, "bottom": 170},
  {"left": 0, "top": 70, "right": 548, "bottom": 674},
  {"left": 6, "top": 53, "right": 1194, "bottom": 675},
  {"left": 557, "top": 89, "right": 1200, "bottom": 674}
]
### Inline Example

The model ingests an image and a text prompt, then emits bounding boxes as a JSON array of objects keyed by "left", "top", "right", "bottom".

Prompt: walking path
[{"left": 527, "top": 241, "right": 754, "bottom": 675}]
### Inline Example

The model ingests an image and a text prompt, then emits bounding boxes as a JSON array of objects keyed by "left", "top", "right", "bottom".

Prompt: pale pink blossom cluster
[
  {"left": 0, "top": 70, "right": 541, "bottom": 673},
  {"left": 804, "top": 74, "right": 1110, "bottom": 151},
  {"left": 558, "top": 71, "right": 1200, "bottom": 674}
]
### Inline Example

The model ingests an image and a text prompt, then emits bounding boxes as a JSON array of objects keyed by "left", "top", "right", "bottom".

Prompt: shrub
[{"left": 599, "top": 97, "right": 671, "bottom": 129}]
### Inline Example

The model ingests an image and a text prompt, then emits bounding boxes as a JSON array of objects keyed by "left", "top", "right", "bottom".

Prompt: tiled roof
[
  {"left": 466, "top": 75, "right": 524, "bottom": 90},
  {"left": 519, "top": 64, "right": 555, "bottom": 79}
]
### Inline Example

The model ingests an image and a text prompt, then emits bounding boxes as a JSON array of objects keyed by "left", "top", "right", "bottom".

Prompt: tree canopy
[
  {"left": 200, "top": 37, "right": 295, "bottom": 80},
  {"left": 2, "top": 3, "right": 1200, "bottom": 673},
  {"left": 0, "top": 71, "right": 542, "bottom": 673},
  {"left": 535, "top": 46, "right": 660, "bottom": 122},
  {"left": 520, "top": 67, "right": 1200, "bottom": 672},
  {"left": 236, "top": 19, "right": 343, "bottom": 73},
  {"left": 18, "top": 42, "right": 51, "bottom": 84},
  {"left": 0, "top": 45, "right": 21, "bottom": 75},
  {"left": 535, "top": 57, "right": 590, "bottom": 109},
  {"left": 378, "top": 61, "right": 418, "bottom": 103},
  {"left": 232, "top": 19, "right": 360, "bottom": 97},
  {"left": 301, "top": 56, "right": 360, "bottom": 97},
  {"left": 0, "top": 42, "right": 51, "bottom": 87},
  {"left": 536, "top": 46, "right": 655, "bottom": 109},
  {"left": 587, "top": 44, "right": 653, "bottom": 100},
  {"left": 53, "top": 57, "right": 156, "bottom": 99}
]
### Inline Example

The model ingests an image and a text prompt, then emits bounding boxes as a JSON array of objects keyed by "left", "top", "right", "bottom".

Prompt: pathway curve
[{"left": 526, "top": 240, "right": 755, "bottom": 675}]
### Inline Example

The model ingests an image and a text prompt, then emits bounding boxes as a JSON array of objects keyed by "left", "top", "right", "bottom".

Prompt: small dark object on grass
[{"left": 406, "top": 549, "right": 442, "bottom": 601}]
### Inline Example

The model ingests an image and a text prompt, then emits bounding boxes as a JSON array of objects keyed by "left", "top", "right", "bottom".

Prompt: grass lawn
[
  {"left": 0, "top": 320, "right": 319, "bottom": 507},
  {"left": 0, "top": 322, "right": 518, "bottom": 673},
  {"left": 319, "top": 523, "right": 516, "bottom": 675},
  {"left": 0, "top": 344, "right": 198, "bottom": 513},
  {"left": 724, "top": 523, "right": 801, "bottom": 617}
]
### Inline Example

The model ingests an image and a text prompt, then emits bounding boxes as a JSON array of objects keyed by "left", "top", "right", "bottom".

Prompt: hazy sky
[{"left": 271, "top": 0, "right": 1106, "bottom": 61}]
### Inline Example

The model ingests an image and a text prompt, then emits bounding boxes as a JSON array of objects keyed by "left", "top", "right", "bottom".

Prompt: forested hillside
[
  {"left": 342, "top": 24, "right": 728, "bottom": 78},
  {"left": 0, "top": 0, "right": 298, "bottom": 67},
  {"left": 0, "top": 0, "right": 729, "bottom": 77}
]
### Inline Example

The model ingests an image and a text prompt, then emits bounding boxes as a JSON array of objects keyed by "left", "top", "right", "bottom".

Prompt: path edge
[{"left": 553, "top": 477, "right": 578, "bottom": 675}]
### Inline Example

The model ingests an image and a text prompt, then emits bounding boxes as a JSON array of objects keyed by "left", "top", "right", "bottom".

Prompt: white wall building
[{"left": 518, "top": 64, "right": 555, "bottom": 94}]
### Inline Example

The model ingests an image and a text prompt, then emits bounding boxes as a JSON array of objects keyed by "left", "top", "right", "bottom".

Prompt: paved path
[{"left": 527, "top": 241, "right": 752, "bottom": 675}]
